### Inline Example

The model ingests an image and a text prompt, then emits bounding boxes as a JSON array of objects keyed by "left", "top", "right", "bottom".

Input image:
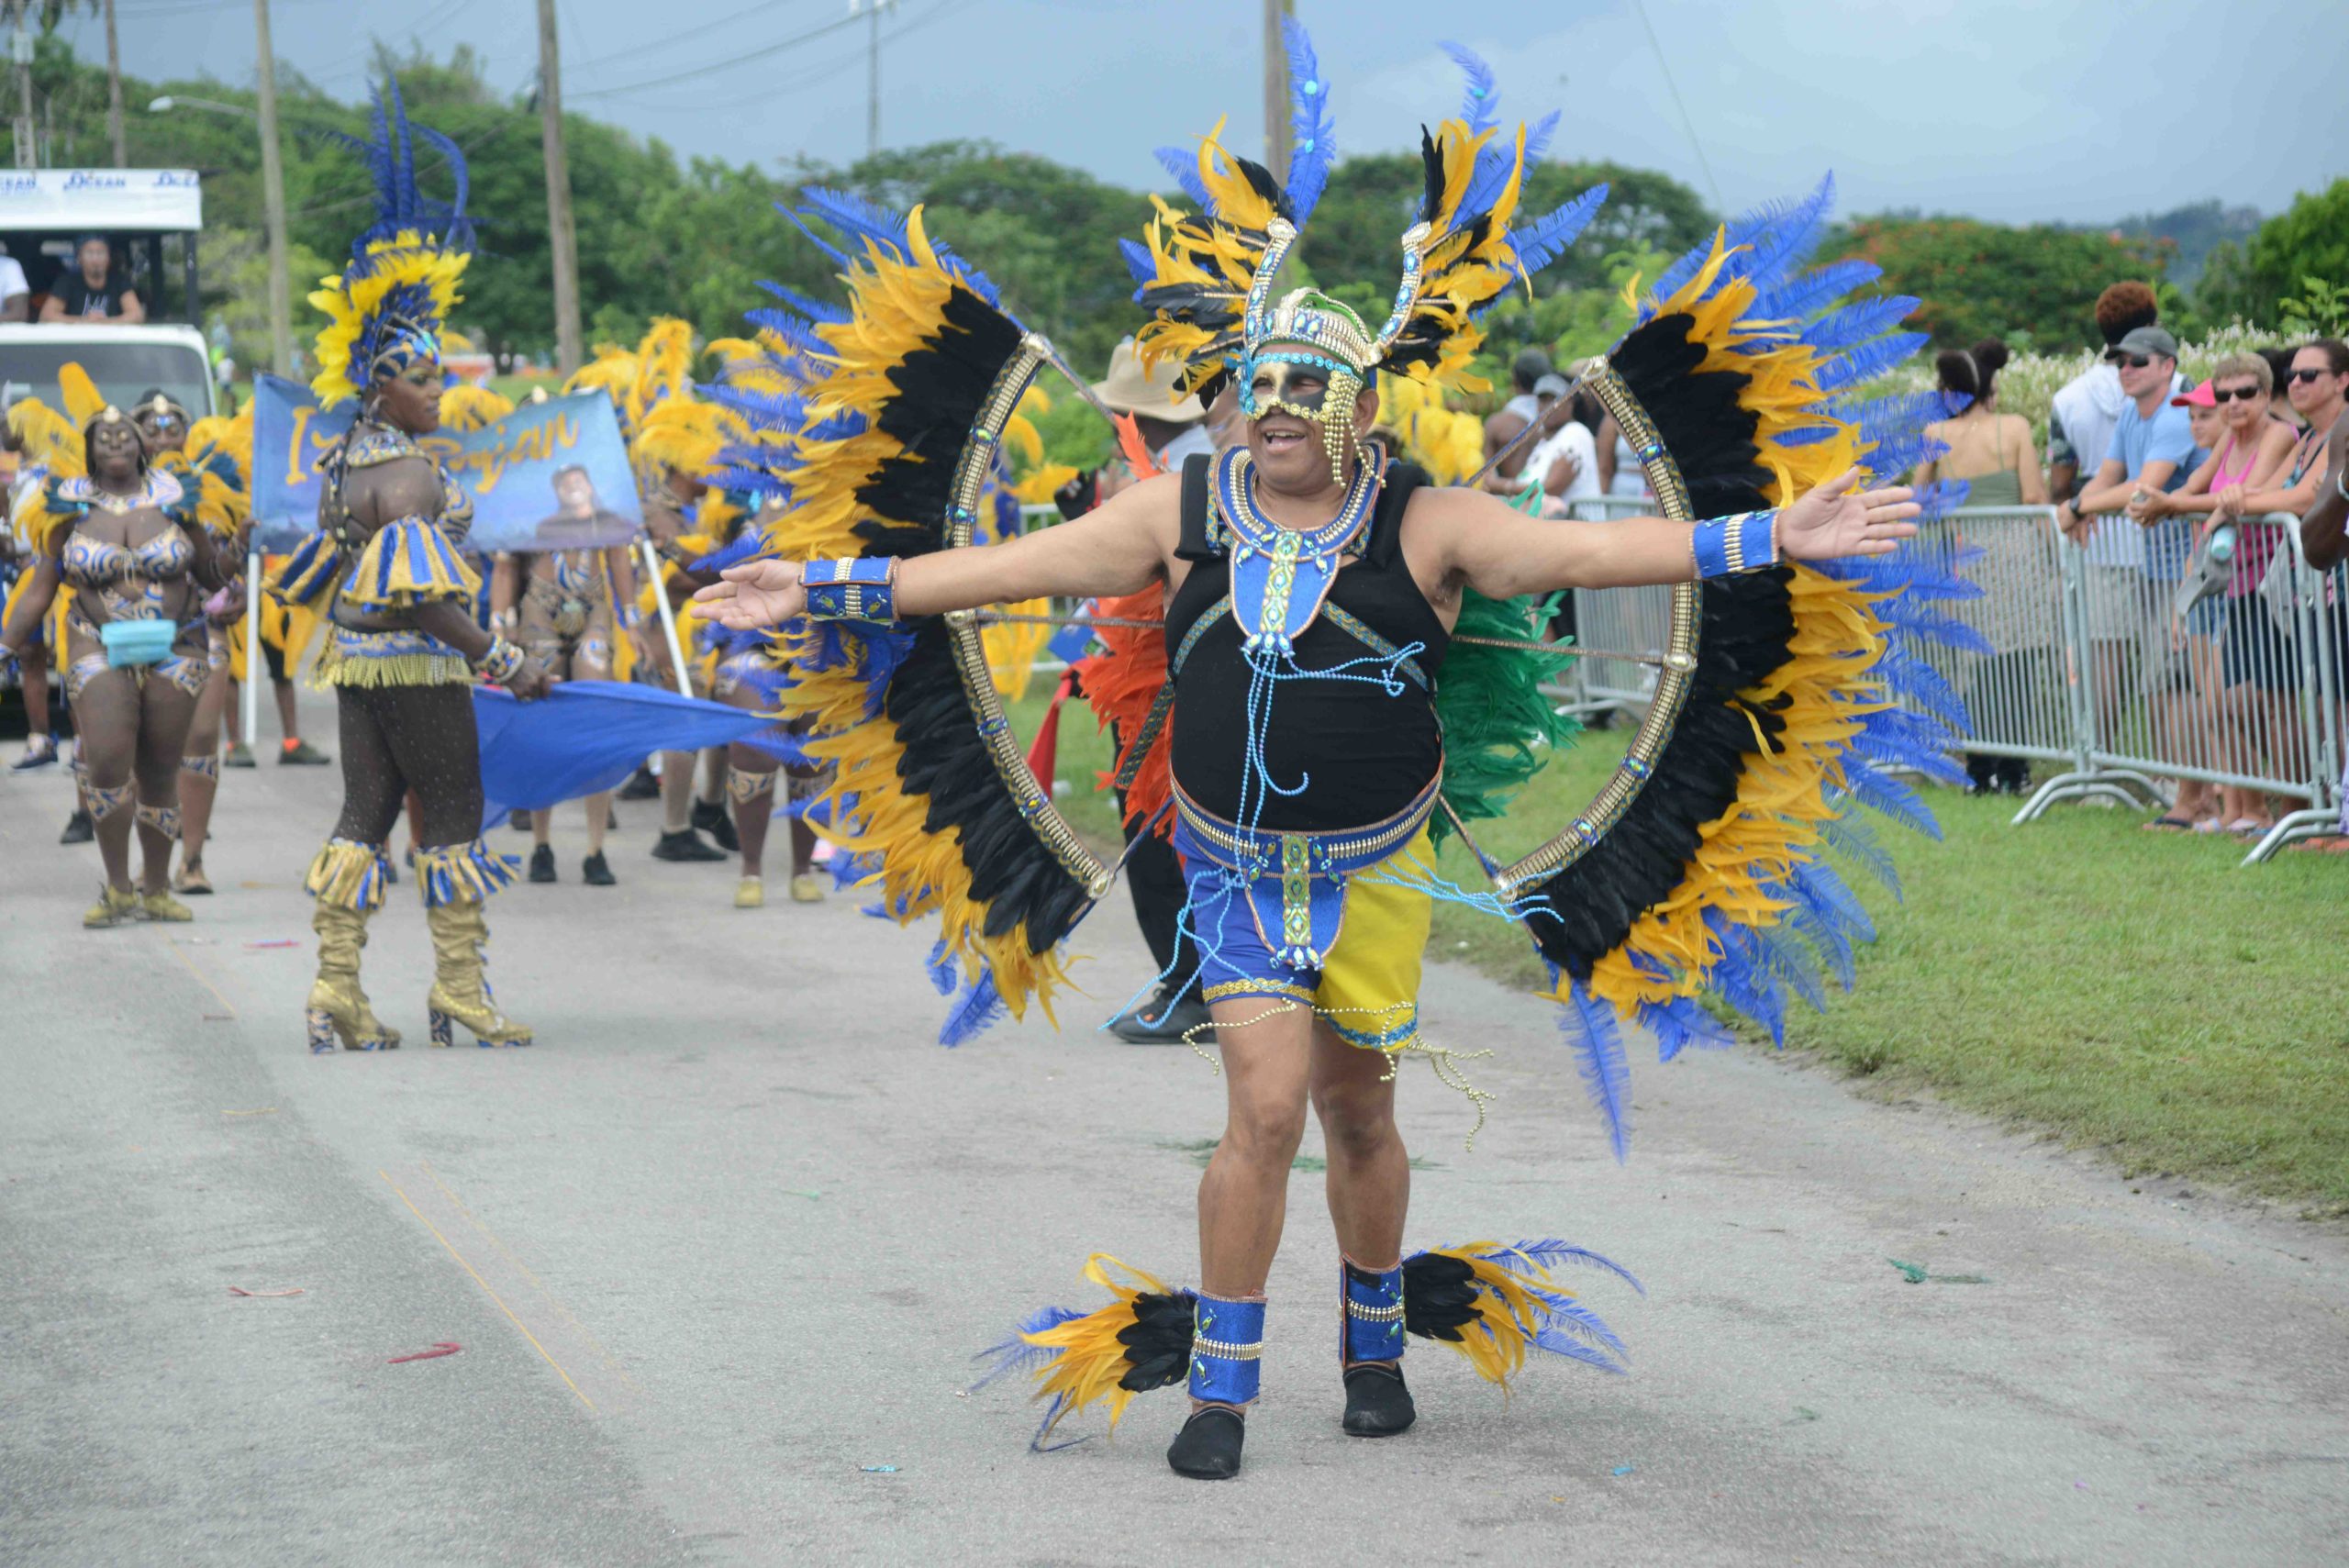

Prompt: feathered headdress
[
  {"left": 308, "top": 81, "right": 472, "bottom": 408},
  {"left": 1125, "top": 28, "right": 1604, "bottom": 402}
]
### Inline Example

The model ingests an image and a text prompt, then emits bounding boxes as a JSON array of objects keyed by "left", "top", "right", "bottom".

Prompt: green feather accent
[{"left": 1433, "top": 586, "right": 1580, "bottom": 848}]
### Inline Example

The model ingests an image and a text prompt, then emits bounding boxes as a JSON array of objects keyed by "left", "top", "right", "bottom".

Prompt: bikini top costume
[{"left": 54, "top": 475, "right": 195, "bottom": 596}]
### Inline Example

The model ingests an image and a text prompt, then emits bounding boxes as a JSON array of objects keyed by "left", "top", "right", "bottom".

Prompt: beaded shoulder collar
[{"left": 1210, "top": 445, "right": 1385, "bottom": 655}]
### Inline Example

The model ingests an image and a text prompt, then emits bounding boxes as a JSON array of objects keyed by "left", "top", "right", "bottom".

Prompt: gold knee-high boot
[
  {"left": 416, "top": 840, "right": 529, "bottom": 1048},
  {"left": 304, "top": 839, "right": 399, "bottom": 1052}
]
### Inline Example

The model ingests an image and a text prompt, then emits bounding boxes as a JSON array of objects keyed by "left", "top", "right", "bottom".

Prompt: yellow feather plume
[
  {"left": 759, "top": 203, "right": 1075, "bottom": 1018},
  {"left": 307, "top": 231, "right": 468, "bottom": 408},
  {"left": 437, "top": 384, "right": 516, "bottom": 434},
  {"left": 1564, "top": 229, "right": 1894, "bottom": 1022},
  {"left": 59, "top": 362, "right": 107, "bottom": 427},
  {"left": 1012, "top": 1255, "right": 1174, "bottom": 1441}
]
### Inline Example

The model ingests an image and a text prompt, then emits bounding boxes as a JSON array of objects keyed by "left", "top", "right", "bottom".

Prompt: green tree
[
  {"left": 2197, "top": 181, "right": 2349, "bottom": 330},
  {"left": 1824, "top": 216, "right": 2168, "bottom": 350}
]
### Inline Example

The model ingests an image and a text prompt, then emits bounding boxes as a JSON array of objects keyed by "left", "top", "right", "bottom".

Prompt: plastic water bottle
[{"left": 2209, "top": 523, "right": 2237, "bottom": 563}]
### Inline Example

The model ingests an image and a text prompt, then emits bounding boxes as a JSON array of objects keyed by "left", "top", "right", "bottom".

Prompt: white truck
[{"left": 2, "top": 170, "right": 221, "bottom": 747}]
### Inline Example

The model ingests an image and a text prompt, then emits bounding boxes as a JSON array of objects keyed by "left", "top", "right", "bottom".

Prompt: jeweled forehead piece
[
  {"left": 1250, "top": 288, "right": 1375, "bottom": 375},
  {"left": 97, "top": 405, "right": 127, "bottom": 425}
]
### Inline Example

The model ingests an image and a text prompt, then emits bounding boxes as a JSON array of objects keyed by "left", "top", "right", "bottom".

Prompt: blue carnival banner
[{"left": 249, "top": 375, "right": 641, "bottom": 554}]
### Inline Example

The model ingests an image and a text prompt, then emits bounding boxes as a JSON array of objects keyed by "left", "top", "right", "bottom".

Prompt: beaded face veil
[{"left": 1238, "top": 279, "right": 1377, "bottom": 484}]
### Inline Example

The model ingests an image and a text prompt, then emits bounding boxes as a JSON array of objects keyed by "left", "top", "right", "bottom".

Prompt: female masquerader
[
  {"left": 700, "top": 33, "right": 1966, "bottom": 1479},
  {"left": 3, "top": 391, "right": 228, "bottom": 926},
  {"left": 272, "top": 87, "right": 550, "bottom": 1052}
]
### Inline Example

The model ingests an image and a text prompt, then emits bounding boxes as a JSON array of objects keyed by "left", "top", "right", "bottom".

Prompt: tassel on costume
[
  {"left": 413, "top": 839, "right": 522, "bottom": 907},
  {"left": 1403, "top": 1239, "right": 1643, "bottom": 1387},
  {"left": 972, "top": 1255, "right": 1197, "bottom": 1449},
  {"left": 305, "top": 838, "right": 391, "bottom": 912}
]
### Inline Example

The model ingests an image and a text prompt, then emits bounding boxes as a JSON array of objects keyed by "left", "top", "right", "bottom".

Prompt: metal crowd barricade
[
  {"left": 1920, "top": 505, "right": 2343, "bottom": 864},
  {"left": 1912, "top": 505, "right": 2090, "bottom": 791},
  {"left": 1559, "top": 496, "right": 1673, "bottom": 718}
]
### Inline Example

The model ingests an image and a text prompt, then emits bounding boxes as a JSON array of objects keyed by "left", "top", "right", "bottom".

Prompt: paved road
[{"left": 4, "top": 715, "right": 2344, "bottom": 1568}]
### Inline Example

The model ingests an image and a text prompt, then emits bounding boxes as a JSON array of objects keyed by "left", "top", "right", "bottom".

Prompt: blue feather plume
[
  {"left": 938, "top": 969, "right": 1008, "bottom": 1048},
  {"left": 1442, "top": 41, "right": 1500, "bottom": 134},
  {"left": 1506, "top": 1238, "right": 1647, "bottom": 1295},
  {"left": 1757, "top": 257, "right": 1881, "bottom": 322},
  {"left": 1800, "top": 295, "right": 1919, "bottom": 351},
  {"left": 1639, "top": 994, "right": 1734, "bottom": 1062},
  {"left": 926, "top": 938, "right": 959, "bottom": 997},
  {"left": 1152, "top": 145, "right": 1214, "bottom": 209},
  {"left": 1512, "top": 183, "right": 1609, "bottom": 278},
  {"left": 1817, "top": 331, "right": 1932, "bottom": 393},
  {"left": 969, "top": 1303, "right": 1082, "bottom": 1391},
  {"left": 1820, "top": 810, "right": 1902, "bottom": 899},
  {"left": 1282, "top": 18, "right": 1336, "bottom": 224},
  {"left": 1555, "top": 977, "right": 1632, "bottom": 1162}
]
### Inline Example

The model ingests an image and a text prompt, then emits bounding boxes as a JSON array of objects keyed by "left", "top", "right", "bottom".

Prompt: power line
[
  {"left": 1631, "top": 0, "right": 1723, "bottom": 212},
  {"left": 584, "top": 0, "right": 977, "bottom": 117},
  {"left": 569, "top": 5, "right": 867, "bottom": 101},
  {"left": 566, "top": 0, "right": 815, "bottom": 77}
]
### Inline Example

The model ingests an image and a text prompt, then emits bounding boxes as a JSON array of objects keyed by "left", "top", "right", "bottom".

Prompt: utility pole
[
  {"left": 103, "top": 0, "right": 124, "bottom": 165},
  {"left": 535, "top": 0, "right": 583, "bottom": 375},
  {"left": 9, "top": 3, "right": 33, "bottom": 172},
  {"left": 253, "top": 0, "right": 293, "bottom": 374},
  {"left": 1262, "top": 0, "right": 1293, "bottom": 184},
  {"left": 852, "top": 0, "right": 894, "bottom": 161}
]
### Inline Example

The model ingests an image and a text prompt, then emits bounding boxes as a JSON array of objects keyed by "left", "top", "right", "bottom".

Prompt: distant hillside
[{"left": 2094, "top": 200, "right": 2264, "bottom": 288}]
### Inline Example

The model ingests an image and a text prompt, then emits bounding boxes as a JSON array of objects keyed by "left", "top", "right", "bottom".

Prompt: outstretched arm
[
  {"left": 1430, "top": 468, "right": 1920, "bottom": 598},
  {"left": 693, "top": 471, "right": 1177, "bottom": 630}
]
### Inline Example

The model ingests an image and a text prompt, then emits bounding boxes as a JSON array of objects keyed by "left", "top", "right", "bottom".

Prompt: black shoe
[
  {"left": 529, "top": 844, "right": 557, "bottom": 883},
  {"left": 582, "top": 851, "right": 616, "bottom": 886},
  {"left": 651, "top": 828, "right": 728, "bottom": 863},
  {"left": 60, "top": 807, "right": 94, "bottom": 845},
  {"left": 1109, "top": 987, "right": 1214, "bottom": 1045},
  {"left": 617, "top": 763, "right": 661, "bottom": 802},
  {"left": 1166, "top": 1406, "right": 1246, "bottom": 1480},
  {"left": 1341, "top": 1362, "right": 1416, "bottom": 1437},
  {"left": 693, "top": 799, "right": 740, "bottom": 852}
]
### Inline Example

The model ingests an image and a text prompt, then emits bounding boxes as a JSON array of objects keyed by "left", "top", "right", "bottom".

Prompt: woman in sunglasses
[
  {"left": 2202, "top": 341, "right": 2349, "bottom": 814},
  {"left": 2131, "top": 355, "right": 2302, "bottom": 831}
]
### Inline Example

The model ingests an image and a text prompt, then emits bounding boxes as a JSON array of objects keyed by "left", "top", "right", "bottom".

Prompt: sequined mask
[{"left": 1238, "top": 291, "right": 1375, "bottom": 484}]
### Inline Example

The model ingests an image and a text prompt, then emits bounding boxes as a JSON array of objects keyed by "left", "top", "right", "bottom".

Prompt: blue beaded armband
[
  {"left": 1188, "top": 1292, "right": 1266, "bottom": 1407},
  {"left": 1690, "top": 509, "right": 1779, "bottom": 579},
  {"left": 800, "top": 556, "right": 901, "bottom": 625}
]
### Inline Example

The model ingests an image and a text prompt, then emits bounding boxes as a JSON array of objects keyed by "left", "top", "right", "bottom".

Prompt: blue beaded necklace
[{"left": 1212, "top": 443, "right": 1385, "bottom": 656}]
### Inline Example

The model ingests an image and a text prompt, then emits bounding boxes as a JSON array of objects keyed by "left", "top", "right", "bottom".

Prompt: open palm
[
  {"left": 1777, "top": 469, "right": 1921, "bottom": 561},
  {"left": 691, "top": 560, "right": 805, "bottom": 630}
]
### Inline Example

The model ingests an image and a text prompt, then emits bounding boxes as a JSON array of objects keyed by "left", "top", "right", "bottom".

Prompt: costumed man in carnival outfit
[
  {"left": 272, "top": 87, "right": 551, "bottom": 1052},
  {"left": 699, "top": 33, "right": 1971, "bottom": 1479}
]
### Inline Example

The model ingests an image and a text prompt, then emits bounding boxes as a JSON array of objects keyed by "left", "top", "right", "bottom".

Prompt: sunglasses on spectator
[
  {"left": 2288, "top": 367, "right": 2332, "bottom": 384},
  {"left": 2211, "top": 384, "right": 2263, "bottom": 403},
  {"left": 2105, "top": 352, "right": 2154, "bottom": 368}
]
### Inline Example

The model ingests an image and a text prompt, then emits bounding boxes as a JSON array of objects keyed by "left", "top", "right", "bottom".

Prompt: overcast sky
[{"left": 76, "top": 0, "right": 2349, "bottom": 227}]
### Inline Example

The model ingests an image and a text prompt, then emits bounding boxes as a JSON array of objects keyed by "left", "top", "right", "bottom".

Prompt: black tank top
[{"left": 1165, "top": 453, "right": 1448, "bottom": 830}]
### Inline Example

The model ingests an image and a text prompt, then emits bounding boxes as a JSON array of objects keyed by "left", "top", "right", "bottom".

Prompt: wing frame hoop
[
  {"left": 1492, "top": 358, "right": 1701, "bottom": 899},
  {"left": 941, "top": 332, "right": 1117, "bottom": 900}
]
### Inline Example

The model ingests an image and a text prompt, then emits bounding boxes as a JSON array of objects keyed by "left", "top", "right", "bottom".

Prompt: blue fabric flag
[{"left": 473, "top": 681, "right": 804, "bottom": 830}]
